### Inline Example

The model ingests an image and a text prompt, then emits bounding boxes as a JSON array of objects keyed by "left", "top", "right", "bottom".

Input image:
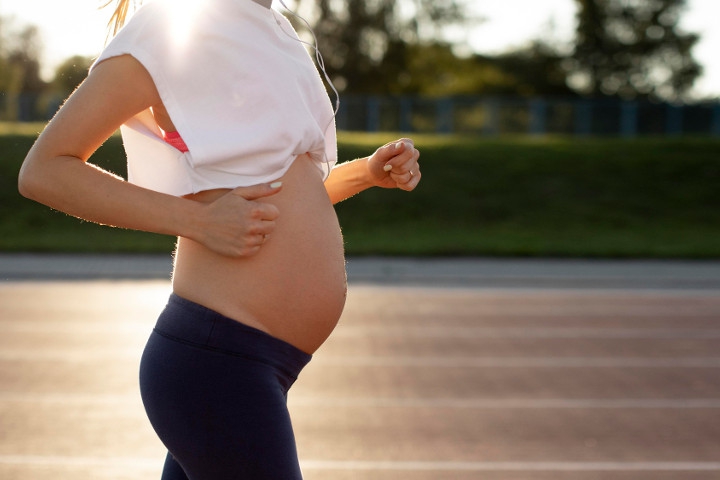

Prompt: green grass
[
  {"left": 0, "top": 122, "right": 47, "bottom": 136},
  {"left": 2, "top": 126, "right": 719, "bottom": 258}
]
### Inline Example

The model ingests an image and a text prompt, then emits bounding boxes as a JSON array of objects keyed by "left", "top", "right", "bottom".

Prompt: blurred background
[
  {"left": 1, "top": 3, "right": 720, "bottom": 479},
  {"left": 0, "top": 0, "right": 718, "bottom": 258},
  {"left": 1, "top": 0, "right": 719, "bottom": 126}
]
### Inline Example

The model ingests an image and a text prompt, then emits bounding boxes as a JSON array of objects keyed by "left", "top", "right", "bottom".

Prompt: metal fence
[
  {"left": 336, "top": 95, "right": 720, "bottom": 137},
  {"left": 0, "top": 92, "right": 63, "bottom": 123},
  {"left": 3, "top": 91, "right": 720, "bottom": 137}
]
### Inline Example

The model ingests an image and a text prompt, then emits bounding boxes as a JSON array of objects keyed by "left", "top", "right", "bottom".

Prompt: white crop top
[{"left": 92, "top": 0, "right": 337, "bottom": 196}]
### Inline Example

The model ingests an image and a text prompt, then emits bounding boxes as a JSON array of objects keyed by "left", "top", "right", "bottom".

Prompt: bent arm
[
  {"left": 323, "top": 157, "right": 375, "bottom": 204},
  {"left": 325, "top": 139, "right": 421, "bottom": 204},
  {"left": 18, "top": 56, "right": 205, "bottom": 241}
]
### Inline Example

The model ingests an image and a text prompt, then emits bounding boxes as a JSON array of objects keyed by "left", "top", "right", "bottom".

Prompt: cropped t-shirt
[{"left": 92, "top": 0, "right": 337, "bottom": 196}]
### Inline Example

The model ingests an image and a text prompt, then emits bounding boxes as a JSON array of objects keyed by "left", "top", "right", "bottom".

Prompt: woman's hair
[{"left": 103, "top": 0, "right": 140, "bottom": 36}]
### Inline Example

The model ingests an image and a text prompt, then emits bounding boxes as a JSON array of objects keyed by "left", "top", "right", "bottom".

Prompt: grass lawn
[{"left": 2, "top": 123, "right": 719, "bottom": 258}]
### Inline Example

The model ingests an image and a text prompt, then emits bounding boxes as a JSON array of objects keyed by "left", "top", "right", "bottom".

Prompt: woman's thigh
[{"left": 140, "top": 331, "right": 305, "bottom": 480}]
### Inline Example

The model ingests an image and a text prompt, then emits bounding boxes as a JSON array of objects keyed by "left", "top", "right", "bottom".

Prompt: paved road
[{"left": 1, "top": 255, "right": 719, "bottom": 479}]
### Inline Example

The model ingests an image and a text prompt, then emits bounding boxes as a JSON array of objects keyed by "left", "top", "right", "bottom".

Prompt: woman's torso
[{"left": 171, "top": 153, "right": 347, "bottom": 354}]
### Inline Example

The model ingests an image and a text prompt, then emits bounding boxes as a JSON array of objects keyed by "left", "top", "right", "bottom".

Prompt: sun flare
[{"left": 160, "top": 0, "right": 210, "bottom": 49}]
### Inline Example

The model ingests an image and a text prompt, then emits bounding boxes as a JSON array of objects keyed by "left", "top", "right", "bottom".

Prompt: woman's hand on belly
[
  {"left": 186, "top": 182, "right": 282, "bottom": 258},
  {"left": 173, "top": 156, "right": 347, "bottom": 353}
]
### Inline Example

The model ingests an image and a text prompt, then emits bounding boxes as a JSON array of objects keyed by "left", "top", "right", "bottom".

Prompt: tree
[
  {"left": 294, "top": 0, "right": 477, "bottom": 94},
  {"left": 2, "top": 23, "right": 46, "bottom": 120},
  {"left": 569, "top": 0, "right": 701, "bottom": 101},
  {"left": 0, "top": 17, "right": 11, "bottom": 98},
  {"left": 400, "top": 43, "right": 512, "bottom": 97},
  {"left": 8, "top": 25, "right": 44, "bottom": 91},
  {"left": 478, "top": 42, "right": 578, "bottom": 97},
  {"left": 53, "top": 55, "right": 94, "bottom": 97}
]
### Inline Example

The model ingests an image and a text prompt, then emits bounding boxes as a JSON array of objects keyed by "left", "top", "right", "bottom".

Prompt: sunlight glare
[{"left": 161, "top": 0, "right": 210, "bottom": 49}]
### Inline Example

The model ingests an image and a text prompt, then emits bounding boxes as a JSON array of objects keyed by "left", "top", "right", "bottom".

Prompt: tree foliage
[
  {"left": 297, "top": 0, "right": 701, "bottom": 100},
  {"left": 475, "top": 42, "right": 577, "bottom": 97},
  {"left": 569, "top": 0, "right": 701, "bottom": 101},
  {"left": 0, "top": 19, "right": 44, "bottom": 93},
  {"left": 8, "top": 25, "right": 45, "bottom": 94},
  {"left": 400, "top": 43, "right": 508, "bottom": 97},
  {"left": 294, "top": 0, "right": 476, "bottom": 94},
  {"left": 52, "top": 55, "right": 94, "bottom": 97},
  {"left": 0, "top": 18, "right": 46, "bottom": 120},
  {"left": 0, "top": 1, "right": 709, "bottom": 123}
]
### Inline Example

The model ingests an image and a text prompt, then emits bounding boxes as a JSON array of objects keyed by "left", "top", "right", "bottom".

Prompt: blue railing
[
  {"left": 336, "top": 95, "right": 720, "bottom": 137},
  {"left": 3, "top": 91, "right": 719, "bottom": 136}
]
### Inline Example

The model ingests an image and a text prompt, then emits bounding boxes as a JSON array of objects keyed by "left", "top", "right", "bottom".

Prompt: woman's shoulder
[{"left": 98, "top": 0, "right": 273, "bottom": 60}]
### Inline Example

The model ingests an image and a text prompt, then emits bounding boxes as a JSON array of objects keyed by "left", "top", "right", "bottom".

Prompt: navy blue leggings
[{"left": 139, "top": 294, "right": 312, "bottom": 480}]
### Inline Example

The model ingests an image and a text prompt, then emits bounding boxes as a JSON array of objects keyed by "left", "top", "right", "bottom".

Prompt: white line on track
[
  {"left": 3, "top": 351, "right": 720, "bottom": 367},
  {"left": 290, "top": 397, "right": 720, "bottom": 409},
  {"left": 2, "top": 393, "right": 720, "bottom": 409},
  {"left": 315, "top": 356, "right": 720, "bottom": 368},
  {"left": 331, "top": 327, "right": 720, "bottom": 338},
  {"left": 300, "top": 460, "right": 720, "bottom": 471},
  {"left": 1, "top": 456, "right": 719, "bottom": 472},
  {"left": 0, "top": 455, "right": 159, "bottom": 468}
]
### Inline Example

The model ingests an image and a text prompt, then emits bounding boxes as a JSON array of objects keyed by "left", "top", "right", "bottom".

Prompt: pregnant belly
[{"left": 171, "top": 155, "right": 347, "bottom": 354}]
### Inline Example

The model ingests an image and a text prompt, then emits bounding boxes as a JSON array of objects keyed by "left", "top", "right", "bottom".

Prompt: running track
[{"left": 1, "top": 256, "right": 719, "bottom": 480}]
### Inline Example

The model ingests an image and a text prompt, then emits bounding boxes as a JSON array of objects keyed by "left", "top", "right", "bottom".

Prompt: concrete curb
[{"left": 2, "top": 254, "right": 720, "bottom": 290}]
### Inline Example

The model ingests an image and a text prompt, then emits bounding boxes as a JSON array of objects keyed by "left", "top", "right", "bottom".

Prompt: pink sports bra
[{"left": 162, "top": 130, "right": 190, "bottom": 153}]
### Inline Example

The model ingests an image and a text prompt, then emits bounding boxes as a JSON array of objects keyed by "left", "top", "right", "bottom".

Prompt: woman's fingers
[
  {"left": 390, "top": 168, "right": 421, "bottom": 191},
  {"left": 198, "top": 182, "right": 283, "bottom": 257},
  {"left": 384, "top": 142, "right": 421, "bottom": 190}
]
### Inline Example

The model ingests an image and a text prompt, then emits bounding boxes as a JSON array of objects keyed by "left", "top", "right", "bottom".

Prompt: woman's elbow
[
  {"left": 18, "top": 157, "right": 47, "bottom": 201},
  {"left": 18, "top": 163, "right": 35, "bottom": 200}
]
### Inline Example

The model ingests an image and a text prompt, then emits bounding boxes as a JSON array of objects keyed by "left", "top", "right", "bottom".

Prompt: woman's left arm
[{"left": 325, "top": 138, "right": 421, "bottom": 204}]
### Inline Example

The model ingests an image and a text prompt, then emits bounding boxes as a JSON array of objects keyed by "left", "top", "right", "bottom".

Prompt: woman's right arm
[{"left": 18, "top": 55, "right": 279, "bottom": 257}]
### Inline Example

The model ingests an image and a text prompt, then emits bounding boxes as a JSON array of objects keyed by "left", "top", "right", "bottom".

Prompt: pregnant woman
[{"left": 17, "top": 0, "right": 421, "bottom": 478}]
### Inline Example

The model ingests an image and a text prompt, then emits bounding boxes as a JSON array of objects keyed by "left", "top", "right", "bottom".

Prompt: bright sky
[{"left": 0, "top": 0, "right": 718, "bottom": 99}]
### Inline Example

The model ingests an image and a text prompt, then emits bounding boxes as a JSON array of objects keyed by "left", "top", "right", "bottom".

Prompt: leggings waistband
[{"left": 154, "top": 294, "right": 312, "bottom": 379}]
